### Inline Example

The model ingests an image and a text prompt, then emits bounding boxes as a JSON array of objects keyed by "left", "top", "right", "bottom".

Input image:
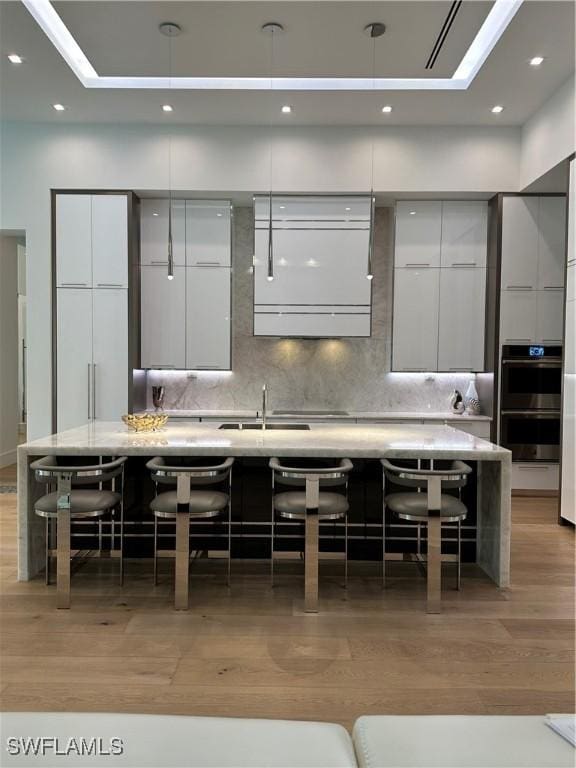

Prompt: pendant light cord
[
  {"left": 167, "top": 29, "right": 174, "bottom": 279},
  {"left": 367, "top": 32, "right": 377, "bottom": 280},
  {"left": 267, "top": 26, "right": 275, "bottom": 281}
]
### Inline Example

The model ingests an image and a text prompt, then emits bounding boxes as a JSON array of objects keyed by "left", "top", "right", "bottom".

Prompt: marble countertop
[
  {"left": 151, "top": 409, "right": 492, "bottom": 423},
  {"left": 19, "top": 421, "right": 508, "bottom": 461}
]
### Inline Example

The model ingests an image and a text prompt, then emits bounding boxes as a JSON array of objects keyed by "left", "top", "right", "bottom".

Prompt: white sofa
[{"left": 1, "top": 713, "right": 573, "bottom": 768}]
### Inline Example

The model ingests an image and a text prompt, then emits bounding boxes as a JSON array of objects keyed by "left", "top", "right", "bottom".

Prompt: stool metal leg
[
  {"left": 45, "top": 517, "right": 50, "bottom": 586},
  {"left": 270, "top": 472, "right": 275, "bottom": 588},
  {"left": 304, "top": 476, "right": 320, "bottom": 613},
  {"left": 382, "top": 469, "right": 386, "bottom": 589},
  {"left": 426, "top": 517, "right": 441, "bottom": 614},
  {"left": 344, "top": 513, "right": 348, "bottom": 588},
  {"left": 227, "top": 470, "right": 232, "bottom": 588},
  {"left": 153, "top": 515, "right": 159, "bottom": 586},
  {"left": 119, "top": 499, "right": 124, "bottom": 586},
  {"left": 56, "top": 475, "right": 72, "bottom": 610},
  {"left": 457, "top": 519, "right": 462, "bottom": 591},
  {"left": 174, "top": 473, "right": 191, "bottom": 610}
]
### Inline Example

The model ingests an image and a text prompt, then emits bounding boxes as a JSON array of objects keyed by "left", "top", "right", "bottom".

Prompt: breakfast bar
[{"left": 17, "top": 420, "right": 511, "bottom": 591}]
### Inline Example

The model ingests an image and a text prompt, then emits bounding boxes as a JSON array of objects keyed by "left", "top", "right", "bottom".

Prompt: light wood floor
[{"left": 0, "top": 466, "right": 574, "bottom": 729}]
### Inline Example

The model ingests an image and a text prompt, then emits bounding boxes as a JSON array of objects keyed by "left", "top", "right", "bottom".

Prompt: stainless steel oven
[
  {"left": 500, "top": 345, "right": 562, "bottom": 462},
  {"left": 501, "top": 345, "right": 562, "bottom": 411}
]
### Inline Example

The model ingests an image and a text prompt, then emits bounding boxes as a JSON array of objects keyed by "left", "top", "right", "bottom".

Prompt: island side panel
[
  {"left": 477, "top": 455, "right": 512, "bottom": 588},
  {"left": 17, "top": 450, "right": 46, "bottom": 581}
]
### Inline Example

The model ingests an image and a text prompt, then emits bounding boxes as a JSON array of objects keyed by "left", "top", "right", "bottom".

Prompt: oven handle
[
  {"left": 501, "top": 410, "right": 561, "bottom": 416},
  {"left": 501, "top": 360, "right": 562, "bottom": 366}
]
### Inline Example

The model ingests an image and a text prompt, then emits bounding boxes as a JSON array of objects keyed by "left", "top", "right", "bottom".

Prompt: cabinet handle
[
  {"left": 400, "top": 367, "right": 426, "bottom": 371},
  {"left": 194, "top": 365, "right": 222, "bottom": 369},
  {"left": 87, "top": 364, "right": 92, "bottom": 420},
  {"left": 542, "top": 339, "right": 562, "bottom": 343},
  {"left": 543, "top": 286, "right": 563, "bottom": 291},
  {"left": 505, "top": 286, "right": 533, "bottom": 291},
  {"left": 61, "top": 282, "right": 88, "bottom": 287},
  {"left": 503, "top": 338, "right": 531, "bottom": 343},
  {"left": 404, "top": 263, "right": 430, "bottom": 268},
  {"left": 518, "top": 465, "right": 550, "bottom": 471},
  {"left": 452, "top": 262, "right": 477, "bottom": 267},
  {"left": 150, "top": 260, "right": 169, "bottom": 265},
  {"left": 148, "top": 365, "right": 175, "bottom": 369},
  {"left": 96, "top": 283, "right": 123, "bottom": 288},
  {"left": 92, "top": 363, "right": 97, "bottom": 420},
  {"left": 196, "top": 261, "right": 221, "bottom": 267},
  {"left": 449, "top": 367, "right": 474, "bottom": 371}
]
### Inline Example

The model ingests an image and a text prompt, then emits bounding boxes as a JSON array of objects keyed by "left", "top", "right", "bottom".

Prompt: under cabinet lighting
[
  {"left": 491, "top": 104, "right": 504, "bottom": 113},
  {"left": 162, "top": 104, "right": 173, "bottom": 112},
  {"left": 52, "top": 103, "right": 66, "bottom": 111},
  {"left": 8, "top": 54, "right": 23, "bottom": 64},
  {"left": 281, "top": 105, "right": 292, "bottom": 113},
  {"left": 529, "top": 56, "right": 544, "bottom": 66},
  {"left": 381, "top": 105, "right": 393, "bottom": 113},
  {"left": 22, "top": 0, "right": 524, "bottom": 92}
]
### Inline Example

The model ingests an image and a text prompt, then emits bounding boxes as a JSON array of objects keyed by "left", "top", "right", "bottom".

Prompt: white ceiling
[{"left": 0, "top": 0, "right": 574, "bottom": 125}]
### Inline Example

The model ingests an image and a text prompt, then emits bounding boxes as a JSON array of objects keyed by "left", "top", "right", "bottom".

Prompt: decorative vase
[
  {"left": 449, "top": 389, "right": 465, "bottom": 414},
  {"left": 152, "top": 386, "right": 165, "bottom": 412},
  {"left": 464, "top": 381, "right": 481, "bottom": 415}
]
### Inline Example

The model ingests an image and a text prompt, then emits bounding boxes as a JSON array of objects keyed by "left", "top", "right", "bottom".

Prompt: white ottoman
[
  {"left": 353, "top": 715, "right": 575, "bottom": 768},
  {"left": 0, "top": 712, "right": 357, "bottom": 767}
]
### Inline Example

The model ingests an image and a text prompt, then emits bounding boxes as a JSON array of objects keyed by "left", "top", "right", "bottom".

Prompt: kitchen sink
[{"left": 218, "top": 423, "right": 310, "bottom": 430}]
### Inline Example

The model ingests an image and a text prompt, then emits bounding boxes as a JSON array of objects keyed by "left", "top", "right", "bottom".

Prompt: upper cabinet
[
  {"left": 537, "top": 196, "right": 567, "bottom": 289},
  {"left": 500, "top": 197, "right": 539, "bottom": 289},
  {"left": 440, "top": 201, "right": 487, "bottom": 268},
  {"left": 140, "top": 199, "right": 185, "bottom": 266},
  {"left": 139, "top": 199, "right": 232, "bottom": 370},
  {"left": 253, "top": 196, "right": 372, "bottom": 338},
  {"left": 186, "top": 202, "right": 232, "bottom": 266},
  {"left": 56, "top": 193, "right": 129, "bottom": 288},
  {"left": 392, "top": 199, "right": 488, "bottom": 372},
  {"left": 394, "top": 201, "right": 442, "bottom": 267}
]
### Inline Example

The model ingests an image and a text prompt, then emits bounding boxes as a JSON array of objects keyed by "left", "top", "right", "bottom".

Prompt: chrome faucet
[{"left": 262, "top": 384, "right": 268, "bottom": 430}]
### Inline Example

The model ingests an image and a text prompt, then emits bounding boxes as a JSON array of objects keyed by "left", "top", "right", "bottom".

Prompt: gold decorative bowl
[{"left": 122, "top": 413, "right": 168, "bottom": 432}]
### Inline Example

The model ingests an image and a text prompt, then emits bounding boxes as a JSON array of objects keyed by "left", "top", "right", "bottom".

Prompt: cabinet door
[
  {"left": 92, "top": 195, "right": 129, "bottom": 288},
  {"left": 536, "top": 289, "right": 565, "bottom": 344},
  {"left": 564, "top": 299, "right": 575, "bottom": 374},
  {"left": 560, "top": 375, "right": 575, "bottom": 522},
  {"left": 140, "top": 266, "right": 186, "bottom": 368},
  {"left": 186, "top": 267, "right": 231, "bottom": 369},
  {"left": 92, "top": 288, "right": 128, "bottom": 420},
  {"left": 537, "top": 196, "right": 566, "bottom": 289},
  {"left": 56, "top": 195, "right": 92, "bottom": 288},
  {"left": 392, "top": 268, "right": 440, "bottom": 371},
  {"left": 438, "top": 268, "right": 486, "bottom": 371},
  {"left": 56, "top": 288, "right": 92, "bottom": 431},
  {"left": 499, "top": 290, "right": 537, "bottom": 344},
  {"left": 186, "top": 202, "right": 231, "bottom": 267},
  {"left": 500, "top": 197, "right": 539, "bottom": 289},
  {"left": 140, "top": 199, "right": 185, "bottom": 266},
  {"left": 394, "top": 202, "right": 441, "bottom": 268},
  {"left": 440, "top": 202, "right": 487, "bottom": 268}
]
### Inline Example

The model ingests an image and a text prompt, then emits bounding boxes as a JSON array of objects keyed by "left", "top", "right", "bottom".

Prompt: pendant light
[
  {"left": 159, "top": 22, "right": 181, "bottom": 280},
  {"left": 364, "top": 22, "right": 385, "bottom": 281},
  {"left": 262, "top": 22, "right": 284, "bottom": 282}
]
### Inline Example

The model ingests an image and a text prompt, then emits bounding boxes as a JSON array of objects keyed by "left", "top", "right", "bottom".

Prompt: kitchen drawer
[
  {"left": 512, "top": 463, "right": 559, "bottom": 492},
  {"left": 447, "top": 421, "right": 491, "bottom": 439}
]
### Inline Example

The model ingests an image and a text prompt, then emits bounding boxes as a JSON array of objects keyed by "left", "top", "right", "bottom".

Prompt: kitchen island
[{"left": 17, "top": 421, "right": 511, "bottom": 587}]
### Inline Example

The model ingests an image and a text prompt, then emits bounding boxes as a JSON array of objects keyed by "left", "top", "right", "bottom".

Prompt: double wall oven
[{"left": 500, "top": 345, "right": 562, "bottom": 462}]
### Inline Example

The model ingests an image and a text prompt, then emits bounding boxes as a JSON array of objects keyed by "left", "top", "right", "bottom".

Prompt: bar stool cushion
[
  {"left": 34, "top": 490, "right": 120, "bottom": 517},
  {"left": 385, "top": 492, "right": 467, "bottom": 522},
  {"left": 150, "top": 490, "right": 229, "bottom": 518},
  {"left": 274, "top": 491, "right": 349, "bottom": 520}
]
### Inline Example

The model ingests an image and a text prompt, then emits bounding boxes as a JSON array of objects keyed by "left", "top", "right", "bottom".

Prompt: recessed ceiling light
[
  {"left": 8, "top": 54, "right": 23, "bottom": 64},
  {"left": 152, "top": 212, "right": 159, "bottom": 216},
  {"left": 279, "top": 205, "right": 286, "bottom": 209},
  {"left": 281, "top": 105, "right": 292, "bottom": 114},
  {"left": 345, "top": 207, "right": 351, "bottom": 211},
  {"left": 162, "top": 104, "right": 173, "bottom": 112},
  {"left": 529, "top": 56, "right": 544, "bottom": 66},
  {"left": 409, "top": 211, "right": 416, "bottom": 215},
  {"left": 53, "top": 103, "right": 66, "bottom": 111},
  {"left": 491, "top": 104, "right": 504, "bottom": 113},
  {"left": 382, "top": 105, "right": 393, "bottom": 113},
  {"left": 216, "top": 213, "right": 223, "bottom": 217}
]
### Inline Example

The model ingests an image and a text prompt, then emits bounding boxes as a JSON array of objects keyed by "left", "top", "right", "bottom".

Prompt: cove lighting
[
  {"left": 8, "top": 53, "right": 23, "bottom": 64},
  {"left": 21, "top": 0, "right": 525, "bottom": 92}
]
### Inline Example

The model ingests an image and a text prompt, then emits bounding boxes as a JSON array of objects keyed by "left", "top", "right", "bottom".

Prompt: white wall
[
  {"left": 520, "top": 74, "right": 576, "bottom": 191},
  {"left": 0, "top": 236, "right": 19, "bottom": 465},
  {"left": 0, "top": 121, "right": 521, "bottom": 439}
]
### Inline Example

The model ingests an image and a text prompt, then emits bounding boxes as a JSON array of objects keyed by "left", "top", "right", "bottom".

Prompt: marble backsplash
[{"left": 144, "top": 207, "right": 491, "bottom": 415}]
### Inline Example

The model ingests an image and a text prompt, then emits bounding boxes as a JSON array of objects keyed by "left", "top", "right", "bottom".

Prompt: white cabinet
[
  {"left": 55, "top": 195, "right": 92, "bottom": 287},
  {"left": 140, "top": 199, "right": 186, "bottom": 266},
  {"left": 56, "top": 288, "right": 128, "bottom": 431},
  {"left": 438, "top": 267, "right": 486, "bottom": 371},
  {"left": 92, "top": 195, "right": 128, "bottom": 287},
  {"left": 560, "top": 375, "right": 575, "bottom": 522},
  {"left": 186, "top": 202, "right": 231, "bottom": 266},
  {"left": 537, "top": 290, "right": 565, "bottom": 344},
  {"left": 140, "top": 266, "right": 186, "bottom": 369},
  {"left": 56, "top": 289, "right": 93, "bottom": 431},
  {"left": 92, "top": 289, "right": 128, "bottom": 420},
  {"left": 440, "top": 202, "right": 487, "bottom": 268},
  {"left": 254, "top": 196, "right": 372, "bottom": 338},
  {"left": 500, "top": 197, "right": 539, "bottom": 289},
  {"left": 499, "top": 290, "right": 537, "bottom": 344},
  {"left": 56, "top": 194, "right": 129, "bottom": 288},
  {"left": 512, "top": 463, "right": 560, "bottom": 492},
  {"left": 392, "top": 268, "right": 440, "bottom": 371},
  {"left": 186, "top": 267, "right": 231, "bottom": 369},
  {"left": 394, "top": 202, "right": 441, "bottom": 267},
  {"left": 537, "top": 197, "right": 566, "bottom": 289},
  {"left": 565, "top": 297, "right": 575, "bottom": 374},
  {"left": 140, "top": 199, "right": 232, "bottom": 370}
]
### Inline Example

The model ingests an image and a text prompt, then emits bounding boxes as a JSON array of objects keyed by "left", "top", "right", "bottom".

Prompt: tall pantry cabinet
[{"left": 53, "top": 191, "right": 139, "bottom": 432}]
